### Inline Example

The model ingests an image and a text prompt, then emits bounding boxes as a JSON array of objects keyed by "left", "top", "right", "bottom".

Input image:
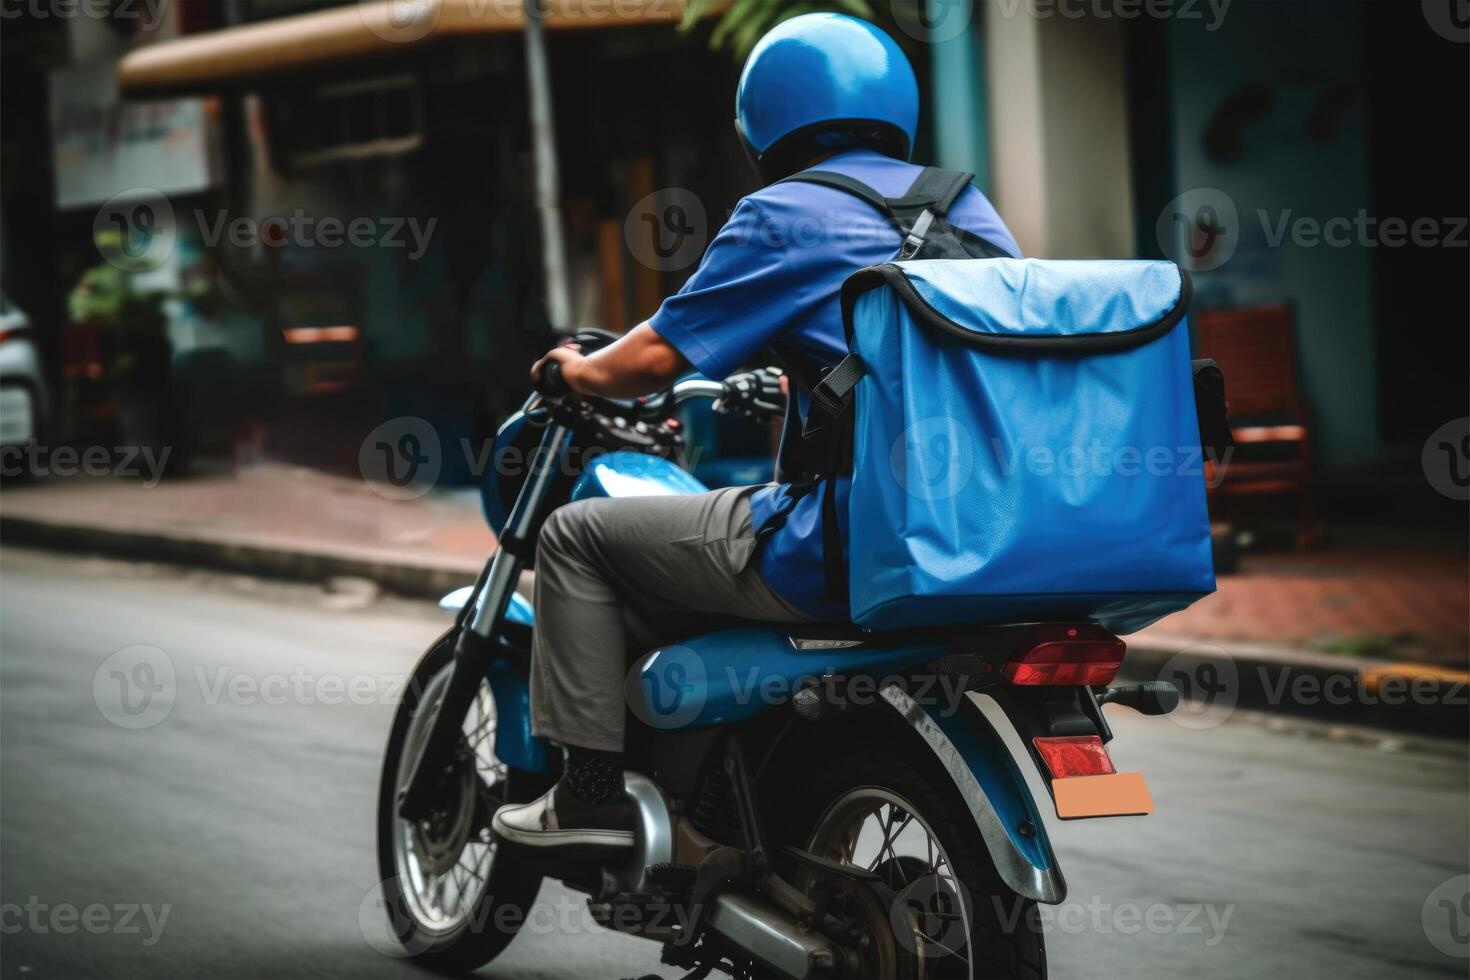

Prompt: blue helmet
[{"left": 736, "top": 13, "right": 919, "bottom": 184}]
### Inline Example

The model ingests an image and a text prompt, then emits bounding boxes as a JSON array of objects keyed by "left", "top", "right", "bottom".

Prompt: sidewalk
[
  {"left": 3, "top": 462, "right": 1466, "bottom": 731},
  {"left": 0, "top": 462, "right": 495, "bottom": 598},
  {"left": 1134, "top": 547, "right": 1469, "bottom": 668}
]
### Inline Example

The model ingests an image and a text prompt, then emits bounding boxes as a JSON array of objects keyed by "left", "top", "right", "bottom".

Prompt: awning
[{"left": 119, "top": 0, "right": 714, "bottom": 97}]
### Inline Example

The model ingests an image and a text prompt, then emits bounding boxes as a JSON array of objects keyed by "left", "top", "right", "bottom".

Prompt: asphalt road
[{"left": 1, "top": 548, "right": 1466, "bottom": 979}]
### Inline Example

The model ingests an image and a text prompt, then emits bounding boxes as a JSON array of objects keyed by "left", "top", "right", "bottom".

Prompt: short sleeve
[{"left": 649, "top": 197, "right": 809, "bottom": 380}]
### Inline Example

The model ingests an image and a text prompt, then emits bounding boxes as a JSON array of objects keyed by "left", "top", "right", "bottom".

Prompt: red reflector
[
  {"left": 1033, "top": 736, "right": 1116, "bottom": 779},
  {"left": 1003, "top": 626, "right": 1125, "bottom": 686}
]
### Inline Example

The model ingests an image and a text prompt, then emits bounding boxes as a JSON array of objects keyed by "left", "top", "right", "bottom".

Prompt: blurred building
[
  {"left": 1, "top": 0, "right": 1464, "bottom": 523},
  {"left": 930, "top": 0, "right": 1466, "bottom": 530}
]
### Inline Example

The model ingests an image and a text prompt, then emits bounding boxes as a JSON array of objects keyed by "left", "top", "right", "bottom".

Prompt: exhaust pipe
[{"left": 704, "top": 892, "right": 838, "bottom": 979}]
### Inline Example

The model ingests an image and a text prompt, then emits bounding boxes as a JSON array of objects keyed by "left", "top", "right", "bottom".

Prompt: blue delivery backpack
[{"left": 777, "top": 168, "right": 1221, "bottom": 635}]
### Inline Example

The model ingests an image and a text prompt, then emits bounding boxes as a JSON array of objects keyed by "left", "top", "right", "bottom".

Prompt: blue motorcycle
[{"left": 375, "top": 330, "right": 1181, "bottom": 979}]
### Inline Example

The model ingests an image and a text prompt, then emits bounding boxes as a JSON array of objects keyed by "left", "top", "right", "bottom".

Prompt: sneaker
[{"left": 491, "top": 784, "right": 636, "bottom": 850}]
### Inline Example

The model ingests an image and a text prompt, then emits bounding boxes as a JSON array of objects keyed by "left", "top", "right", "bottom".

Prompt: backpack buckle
[{"left": 898, "top": 209, "right": 936, "bottom": 260}]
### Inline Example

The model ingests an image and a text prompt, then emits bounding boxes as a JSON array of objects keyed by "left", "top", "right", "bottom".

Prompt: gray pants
[{"left": 529, "top": 486, "right": 814, "bottom": 752}]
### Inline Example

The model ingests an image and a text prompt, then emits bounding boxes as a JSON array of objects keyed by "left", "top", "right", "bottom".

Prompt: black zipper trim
[{"left": 840, "top": 262, "right": 1193, "bottom": 355}]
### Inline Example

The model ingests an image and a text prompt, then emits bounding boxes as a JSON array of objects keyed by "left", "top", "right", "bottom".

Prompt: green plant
[{"left": 681, "top": 0, "right": 877, "bottom": 59}]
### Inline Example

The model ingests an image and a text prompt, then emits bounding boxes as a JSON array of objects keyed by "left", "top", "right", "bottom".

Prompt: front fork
[{"left": 397, "top": 422, "right": 573, "bottom": 821}]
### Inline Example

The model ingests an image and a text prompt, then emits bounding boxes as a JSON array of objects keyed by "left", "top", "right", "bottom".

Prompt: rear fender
[{"left": 879, "top": 684, "right": 1066, "bottom": 904}]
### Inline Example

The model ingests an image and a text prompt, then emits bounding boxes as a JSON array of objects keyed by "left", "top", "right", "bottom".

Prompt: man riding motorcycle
[{"left": 492, "top": 13, "right": 1022, "bottom": 851}]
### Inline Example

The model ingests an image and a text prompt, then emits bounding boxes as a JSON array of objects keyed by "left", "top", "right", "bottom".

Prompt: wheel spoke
[
  {"left": 806, "top": 788, "right": 977, "bottom": 980},
  {"left": 391, "top": 670, "right": 505, "bottom": 934}
]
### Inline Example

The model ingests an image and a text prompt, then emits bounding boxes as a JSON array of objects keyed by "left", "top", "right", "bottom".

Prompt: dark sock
[{"left": 562, "top": 747, "right": 625, "bottom": 807}]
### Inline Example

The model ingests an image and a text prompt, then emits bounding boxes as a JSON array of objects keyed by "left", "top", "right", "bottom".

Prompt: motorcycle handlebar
[
  {"left": 535, "top": 370, "right": 781, "bottom": 426},
  {"left": 670, "top": 378, "right": 726, "bottom": 404}
]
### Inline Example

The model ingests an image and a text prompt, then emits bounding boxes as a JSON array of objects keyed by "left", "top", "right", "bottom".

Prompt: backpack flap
[{"left": 840, "top": 258, "right": 1216, "bottom": 633}]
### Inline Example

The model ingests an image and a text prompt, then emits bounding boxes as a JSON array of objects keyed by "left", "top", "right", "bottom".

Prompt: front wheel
[
  {"left": 374, "top": 631, "right": 547, "bottom": 972},
  {"left": 783, "top": 742, "right": 1047, "bottom": 980}
]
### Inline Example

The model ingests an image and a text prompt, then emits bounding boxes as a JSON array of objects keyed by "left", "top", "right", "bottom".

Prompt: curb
[
  {"left": 1121, "top": 637, "right": 1469, "bottom": 738},
  {"left": 4, "top": 511, "right": 1465, "bottom": 737},
  {"left": 0, "top": 514, "right": 479, "bottom": 601}
]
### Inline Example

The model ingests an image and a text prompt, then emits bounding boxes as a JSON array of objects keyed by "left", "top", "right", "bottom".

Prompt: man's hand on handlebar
[
  {"left": 531, "top": 343, "right": 584, "bottom": 397},
  {"left": 531, "top": 324, "right": 690, "bottom": 400}
]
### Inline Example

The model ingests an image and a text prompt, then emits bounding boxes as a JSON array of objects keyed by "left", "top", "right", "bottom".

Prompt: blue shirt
[{"left": 649, "top": 150, "right": 1020, "bottom": 620}]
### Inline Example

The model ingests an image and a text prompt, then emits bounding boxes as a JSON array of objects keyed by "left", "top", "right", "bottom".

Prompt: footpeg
[
  {"left": 648, "top": 862, "right": 698, "bottom": 894},
  {"left": 1097, "top": 681, "right": 1180, "bottom": 716}
]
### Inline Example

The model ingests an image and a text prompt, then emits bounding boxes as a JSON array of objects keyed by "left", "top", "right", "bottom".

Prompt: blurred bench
[{"left": 1195, "top": 302, "right": 1320, "bottom": 547}]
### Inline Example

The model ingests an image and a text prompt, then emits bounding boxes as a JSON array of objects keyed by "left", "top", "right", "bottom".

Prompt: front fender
[
  {"left": 439, "top": 586, "right": 534, "bottom": 627},
  {"left": 879, "top": 684, "right": 1066, "bottom": 905},
  {"left": 485, "top": 656, "right": 552, "bottom": 774}
]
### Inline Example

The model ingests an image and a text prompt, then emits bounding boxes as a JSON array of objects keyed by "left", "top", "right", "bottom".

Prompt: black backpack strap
[
  {"left": 807, "top": 353, "right": 866, "bottom": 423},
  {"left": 780, "top": 167, "right": 977, "bottom": 261},
  {"left": 890, "top": 167, "right": 974, "bottom": 218},
  {"left": 777, "top": 171, "right": 893, "bottom": 220},
  {"left": 887, "top": 168, "right": 974, "bottom": 259}
]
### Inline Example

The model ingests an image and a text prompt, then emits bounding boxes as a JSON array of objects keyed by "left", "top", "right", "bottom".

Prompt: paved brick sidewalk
[
  {"left": 1134, "top": 547, "right": 1468, "bottom": 667},
  {"left": 0, "top": 462, "right": 495, "bottom": 583},
  {"left": 2, "top": 462, "right": 1465, "bottom": 667}
]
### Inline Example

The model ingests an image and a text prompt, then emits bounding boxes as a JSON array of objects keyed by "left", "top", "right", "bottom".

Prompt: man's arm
[{"left": 530, "top": 322, "right": 692, "bottom": 399}]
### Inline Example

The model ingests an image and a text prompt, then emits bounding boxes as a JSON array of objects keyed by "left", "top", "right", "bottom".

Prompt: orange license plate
[{"left": 1052, "top": 772, "right": 1154, "bottom": 819}]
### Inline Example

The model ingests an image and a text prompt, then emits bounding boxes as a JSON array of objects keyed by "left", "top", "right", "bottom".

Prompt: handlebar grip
[{"left": 537, "top": 361, "right": 573, "bottom": 399}]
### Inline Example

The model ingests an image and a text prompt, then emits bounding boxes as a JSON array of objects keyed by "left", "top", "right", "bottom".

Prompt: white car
[{"left": 0, "top": 296, "right": 49, "bottom": 447}]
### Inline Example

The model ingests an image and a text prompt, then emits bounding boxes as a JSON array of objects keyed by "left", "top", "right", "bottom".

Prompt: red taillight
[
  {"left": 1002, "top": 625, "right": 1125, "bottom": 686},
  {"left": 1033, "top": 736, "right": 1116, "bottom": 779}
]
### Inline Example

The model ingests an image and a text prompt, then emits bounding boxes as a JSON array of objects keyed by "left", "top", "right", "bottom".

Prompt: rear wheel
[
  {"left": 374, "top": 632, "right": 546, "bottom": 972},
  {"left": 784, "top": 744, "right": 1046, "bottom": 980}
]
